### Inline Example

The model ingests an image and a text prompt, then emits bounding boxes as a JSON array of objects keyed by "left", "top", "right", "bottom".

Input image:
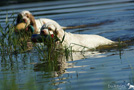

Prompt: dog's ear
[
  {"left": 43, "top": 21, "right": 46, "bottom": 25},
  {"left": 55, "top": 26, "right": 64, "bottom": 39},
  {"left": 16, "top": 14, "right": 22, "bottom": 24},
  {"left": 54, "top": 26, "right": 60, "bottom": 35},
  {"left": 29, "top": 14, "right": 37, "bottom": 33}
]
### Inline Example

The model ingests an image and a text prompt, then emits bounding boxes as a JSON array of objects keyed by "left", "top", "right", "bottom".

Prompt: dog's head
[
  {"left": 40, "top": 22, "right": 64, "bottom": 40},
  {"left": 16, "top": 10, "right": 37, "bottom": 33}
]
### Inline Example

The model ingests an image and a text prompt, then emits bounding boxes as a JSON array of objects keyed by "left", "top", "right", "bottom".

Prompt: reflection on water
[
  {"left": 34, "top": 50, "right": 105, "bottom": 76},
  {"left": 0, "top": 0, "right": 134, "bottom": 90}
]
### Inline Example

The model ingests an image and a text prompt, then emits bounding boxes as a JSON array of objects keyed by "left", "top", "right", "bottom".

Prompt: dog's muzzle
[{"left": 31, "top": 34, "right": 58, "bottom": 43}]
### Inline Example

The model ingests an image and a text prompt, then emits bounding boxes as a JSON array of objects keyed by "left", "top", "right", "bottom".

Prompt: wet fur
[{"left": 41, "top": 22, "right": 115, "bottom": 51}]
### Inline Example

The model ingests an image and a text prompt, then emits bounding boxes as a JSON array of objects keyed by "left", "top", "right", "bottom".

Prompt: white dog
[
  {"left": 16, "top": 10, "right": 64, "bottom": 34},
  {"left": 127, "top": 83, "right": 134, "bottom": 89},
  {"left": 40, "top": 22, "right": 114, "bottom": 51}
]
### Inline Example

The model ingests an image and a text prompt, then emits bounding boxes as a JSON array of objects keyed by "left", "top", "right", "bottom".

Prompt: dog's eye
[
  {"left": 25, "top": 13, "right": 29, "bottom": 18},
  {"left": 26, "top": 15, "right": 29, "bottom": 18}
]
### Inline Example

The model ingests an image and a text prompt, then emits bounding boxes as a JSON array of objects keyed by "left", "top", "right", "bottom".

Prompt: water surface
[{"left": 0, "top": 0, "right": 134, "bottom": 90}]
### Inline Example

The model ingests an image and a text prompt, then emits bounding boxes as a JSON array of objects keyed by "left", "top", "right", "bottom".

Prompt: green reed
[
  {"left": 33, "top": 34, "right": 73, "bottom": 72},
  {"left": 0, "top": 19, "right": 71, "bottom": 74}
]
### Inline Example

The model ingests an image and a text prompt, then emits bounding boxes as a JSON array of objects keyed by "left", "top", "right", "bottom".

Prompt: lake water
[{"left": 0, "top": 0, "right": 134, "bottom": 90}]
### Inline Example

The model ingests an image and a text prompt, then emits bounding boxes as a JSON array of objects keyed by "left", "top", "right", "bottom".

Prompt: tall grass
[
  {"left": 0, "top": 13, "right": 65, "bottom": 89},
  {"left": 0, "top": 12, "right": 74, "bottom": 74}
]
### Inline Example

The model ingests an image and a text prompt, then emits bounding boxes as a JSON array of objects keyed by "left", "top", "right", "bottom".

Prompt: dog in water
[
  {"left": 40, "top": 22, "right": 114, "bottom": 51},
  {"left": 16, "top": 10, "right": 65, "bottom": 34}
]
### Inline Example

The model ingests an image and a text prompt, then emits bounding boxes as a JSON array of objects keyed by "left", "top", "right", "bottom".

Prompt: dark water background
[{"left": 0, "top": 0, "right": 134, "bottom": 90}]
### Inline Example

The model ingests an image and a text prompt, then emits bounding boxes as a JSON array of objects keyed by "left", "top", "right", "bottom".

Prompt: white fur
[
  {"left": 63, "top": 33, "right": 114, "bottom": 51},
  {"left": 19, "top": 11, "right": 31, "bottom": 25},
  {"left": 41, "top": 22, "right": 114, "bottom": 51},
  {"left": 35, "top": 18, "right": 60, "bottom": 34},
  {"left": 17, "top": 10, "right": 62, "bottom": 34},
  {"left": 127, "top": 83, "right": 134, "bottom": 89}
]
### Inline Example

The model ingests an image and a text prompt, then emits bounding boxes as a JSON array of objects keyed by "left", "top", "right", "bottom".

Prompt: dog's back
[{"left": 63, "top": 33, "right": 114, "bottom": 51}]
